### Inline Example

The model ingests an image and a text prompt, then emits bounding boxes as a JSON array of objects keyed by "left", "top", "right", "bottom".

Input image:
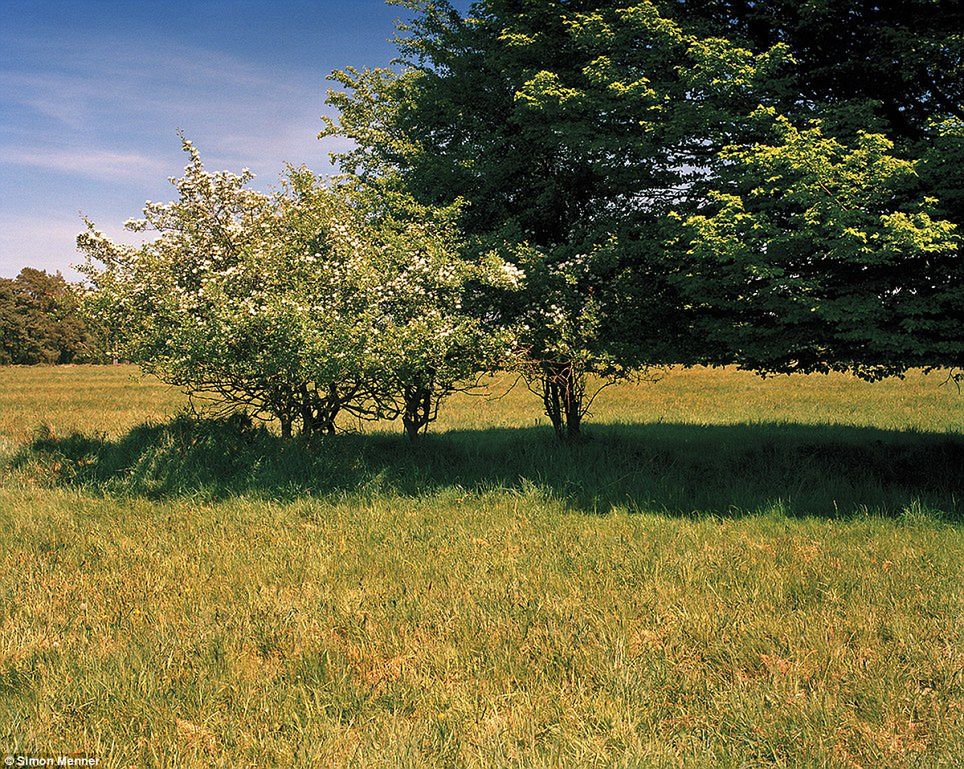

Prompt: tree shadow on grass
[{"left": 13, "top": 415, "right": 963, "bottom": 520}]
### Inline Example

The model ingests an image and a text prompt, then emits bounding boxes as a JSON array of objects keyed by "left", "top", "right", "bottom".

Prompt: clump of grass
[{"left": 1, "top": 487, "right": 961, "bottom": 767}]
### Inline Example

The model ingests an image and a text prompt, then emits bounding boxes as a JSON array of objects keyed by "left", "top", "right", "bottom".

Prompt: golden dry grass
[{"left": 1, "top": 364, "right": 959, "bottom": 442}]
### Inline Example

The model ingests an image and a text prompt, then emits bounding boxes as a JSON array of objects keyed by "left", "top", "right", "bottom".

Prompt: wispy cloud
[
  {"left": 0, "top": 147, "right": 170, "bottom": 183},
  {"left": 0, "top": 34, "right": 336, "bottom": 180}
]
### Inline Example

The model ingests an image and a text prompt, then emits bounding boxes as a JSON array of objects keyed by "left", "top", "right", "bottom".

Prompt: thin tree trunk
[
  {"left": 543, "top": 372, "right": 564, "bottom": 439},
  {"left": 541, "top": 362, "right": 584, "bottom": 442},
  {"left": 299, "top": 385, "right": 341, "bottom": 436},
  {"left": 402, "top": 383, "right": 432, "bottom": 441}
]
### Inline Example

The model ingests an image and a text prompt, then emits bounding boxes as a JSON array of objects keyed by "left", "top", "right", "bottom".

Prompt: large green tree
[
  {"left": 324, "top": 0, "right": 962, "bottom": 433},
  {"left": 0, "top": 268, "right": 100, "bottom": 365},
  {"left": 324, "top": 0, "right": 786, "bottom": 439}
]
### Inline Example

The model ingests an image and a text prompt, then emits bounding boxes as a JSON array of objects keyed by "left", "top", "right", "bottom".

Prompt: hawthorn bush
[{"left": 78, "top": 142, "right": 518, "bottom": 438}]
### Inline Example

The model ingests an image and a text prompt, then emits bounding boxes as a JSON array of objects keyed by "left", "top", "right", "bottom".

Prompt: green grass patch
[{"left": 0, "top": 366, "right": 962, "bottom": 767}]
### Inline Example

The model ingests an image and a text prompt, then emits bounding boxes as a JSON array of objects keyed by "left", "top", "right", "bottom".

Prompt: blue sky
[{"left": 0, "top": 0, "right": 412, "bottom": 278}]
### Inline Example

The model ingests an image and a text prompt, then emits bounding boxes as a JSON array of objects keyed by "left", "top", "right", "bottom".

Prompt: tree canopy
[
  {"left": 322, "top": 0, "right": 961, "bottom": 437},
  {"left": 0, "top": 268, "right": 101, "bottom": 365},
  {"left": 78, "top": 141, "right": 517, "bottom": 438}
]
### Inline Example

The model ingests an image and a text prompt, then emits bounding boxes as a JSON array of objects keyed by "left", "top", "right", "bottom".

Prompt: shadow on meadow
[{"left": 13, "top": 414, "right": 963, "bottom": 519}]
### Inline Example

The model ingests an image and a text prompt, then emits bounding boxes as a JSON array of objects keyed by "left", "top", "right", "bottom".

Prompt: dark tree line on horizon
[{"left": 0, "top": 268, "right": 103, "bottom": 365}]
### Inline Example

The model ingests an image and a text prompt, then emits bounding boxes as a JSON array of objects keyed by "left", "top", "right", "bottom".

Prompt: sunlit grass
[
  {"left": 0, "top": 365, "right": 184, "bottom": 445},
  {"left": 0, "top": 365, "right": 961, "bottom": 767},
  {"left": 1, "top": 364, "right": 960, "bottom": 442}
]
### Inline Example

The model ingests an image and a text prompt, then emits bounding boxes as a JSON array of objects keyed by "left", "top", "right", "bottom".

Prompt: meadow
[{"left": 0, "top": 365, "right": 961, "bottom": 768}]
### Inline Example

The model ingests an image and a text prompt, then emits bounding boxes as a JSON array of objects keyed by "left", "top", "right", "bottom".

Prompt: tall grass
[{"left": 0, "top": 365, "right": 961, "bottom": 767}]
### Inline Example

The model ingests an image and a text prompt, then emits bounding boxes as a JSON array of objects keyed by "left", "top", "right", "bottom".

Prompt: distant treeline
[{"left": 0, "top": 268, "right": 105, "bottom": 365}]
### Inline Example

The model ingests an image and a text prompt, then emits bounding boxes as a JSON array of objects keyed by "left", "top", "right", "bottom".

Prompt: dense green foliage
[
  {"left": 672, "top": 0, "right": 964, "bottom": 229},
  {"left": 672, "top": 110, "right": 961, "bottom": 378},
  {"left": 322, "top": 0, "right": 962, "bottom": 436},
  {"left": 673, "top": 1, "right": 962, "bottom": 133},
  {"left": 0, "top": 268, "right": 101, "bottom": 365},
  {"left": 668, "top": 0, "right": 964, "bottom": 377}
]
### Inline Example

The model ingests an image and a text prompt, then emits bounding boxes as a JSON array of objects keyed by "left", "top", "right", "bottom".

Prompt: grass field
[{"left": 0, "top": 365, "right": 962, "bottom": 767}]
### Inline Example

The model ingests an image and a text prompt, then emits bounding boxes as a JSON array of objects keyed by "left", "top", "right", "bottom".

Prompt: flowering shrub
[{"left": 79, "top": 142, "right": 518, "bottom": 438}]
